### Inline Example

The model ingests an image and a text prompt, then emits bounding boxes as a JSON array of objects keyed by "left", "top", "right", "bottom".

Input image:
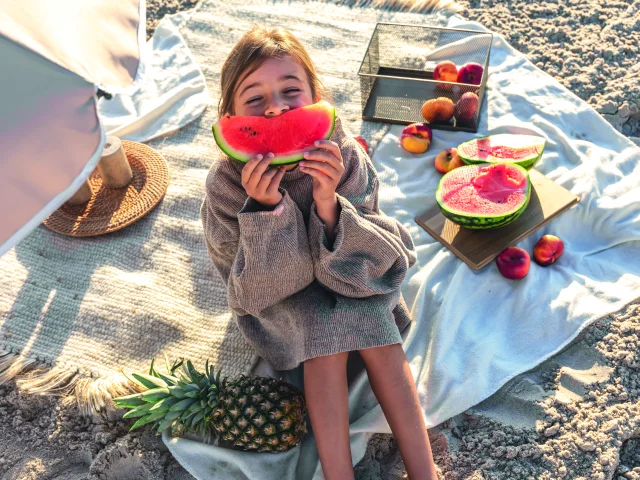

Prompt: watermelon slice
[
  {"left": 457, "top": 134, "right": 546, "bottom": 170},
  {"left": 436, "top": 163, "right": 531, "bottom": 229},
  {"left": 212, "top": 100, "right": 336, "bottom": 165}
]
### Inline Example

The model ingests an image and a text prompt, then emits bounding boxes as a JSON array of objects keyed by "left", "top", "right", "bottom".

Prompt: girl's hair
[{"left": 218, "top": 24, "right": 332, "bottom": 117}]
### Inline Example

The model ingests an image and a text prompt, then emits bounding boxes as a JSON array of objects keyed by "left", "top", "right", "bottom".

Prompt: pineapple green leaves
[{"left": 115, "top": 356, "right": 216, "bottom": 437}]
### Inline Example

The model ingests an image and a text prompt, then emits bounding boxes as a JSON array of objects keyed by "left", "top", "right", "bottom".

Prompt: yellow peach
[
  {"left": 400, "top": 123, "right": 432, "bottom": 154},
  {"left": 434, "top": 147, "right": 463, "bottom": 173},
  {"left": 421, "top": 97, "right": 455, "bottom": 124}
]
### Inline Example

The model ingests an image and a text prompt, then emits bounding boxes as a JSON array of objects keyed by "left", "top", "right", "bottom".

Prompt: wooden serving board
[{"left": 415, "top": 169, "right": 580, "bottom": 270}]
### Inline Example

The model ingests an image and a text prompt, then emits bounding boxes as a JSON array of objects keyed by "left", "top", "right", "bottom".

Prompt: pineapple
[{"left": 113, "top": 357, "right": 308, "bottom": 452}]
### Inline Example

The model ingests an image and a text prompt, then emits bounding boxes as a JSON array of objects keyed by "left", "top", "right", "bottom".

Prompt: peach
[
  {"left": 434, "top": 147, "right": 464, "bottom": 174},
  {"left": 454, "top": 92, "right": 479, "bottom": 123},
  {"left": 533, "top": 234, "right": 564, "bottom": 266},
  {"left": 434, "top": 61, "right": 458, "bottom": 82},
  {"left": 354, "top": 135, "right": 369, "bottom": 154},
  {"left": 496, "top": 246, "right": 530, "bottom": 280},
  {"left": 400, "top": 123, "right": 432, "bottom": 154},
  {"left": 457, "top": 62, "right": 484, "bottom": 85},
  {"left": 434, "top": 61, "right": 458, "bottom": 90},
  {"left": 421, "top": 97, "right": 455, "bottom": 124}
]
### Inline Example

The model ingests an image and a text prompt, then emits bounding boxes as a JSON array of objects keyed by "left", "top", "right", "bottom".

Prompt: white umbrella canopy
[{"left": 0, "top": 0, "right": 145, "bottom": 257}]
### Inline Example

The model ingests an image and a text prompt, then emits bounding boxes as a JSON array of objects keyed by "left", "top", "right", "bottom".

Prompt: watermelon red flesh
[
  {"left": 212, "top": 100, "right": 336, "bottom": 165},
  {"left": 436, "top": 163, "right": 531, "bottom": 229},
  {"left": 458, "top": 134, "right": 546, "bottom": 170}
]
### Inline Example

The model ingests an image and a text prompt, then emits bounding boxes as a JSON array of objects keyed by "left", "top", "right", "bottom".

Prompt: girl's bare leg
[
  {"left": 359, "top": 344, "right": 438, "bottom": 480},
  {"left": 303, "top": 352, "right": 354, "bottom": 480}
]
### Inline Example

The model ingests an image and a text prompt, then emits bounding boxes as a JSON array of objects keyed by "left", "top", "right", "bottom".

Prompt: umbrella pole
[
  {"left": 97, "top": 136, "right": 133, "bottom": 189},
  {"left": 67, "top": 179, "right": 94, "bottom": 205}
]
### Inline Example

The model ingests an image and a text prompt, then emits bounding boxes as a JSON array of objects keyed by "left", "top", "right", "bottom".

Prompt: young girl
[{"left": 201, "top": 24, "right": 439, "bottom": 480}]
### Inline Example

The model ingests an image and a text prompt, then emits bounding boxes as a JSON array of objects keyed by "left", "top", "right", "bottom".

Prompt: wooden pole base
[
  {"left": 66, "top": 179, "right": 94, "bottom": 205},
  {"left": 98, "top": 136, "right": 133, "bottom": 189}
]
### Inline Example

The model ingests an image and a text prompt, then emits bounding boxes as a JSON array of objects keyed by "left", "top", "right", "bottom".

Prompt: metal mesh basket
[{"left": 358, "top": 23, "right": 493, "bottom": 133}]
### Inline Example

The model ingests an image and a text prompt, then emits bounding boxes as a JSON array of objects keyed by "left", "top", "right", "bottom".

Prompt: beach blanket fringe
[
  {"left": 0, "top": 348, "right": 141, "bottom": 417},
  {"left": 315, "top": 0, "right": 463, "bottom": 14}
]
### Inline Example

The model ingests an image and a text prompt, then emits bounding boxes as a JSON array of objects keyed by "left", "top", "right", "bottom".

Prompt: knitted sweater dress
[{"left": 200, "top": 116, "right": 417, "bottom": 371}]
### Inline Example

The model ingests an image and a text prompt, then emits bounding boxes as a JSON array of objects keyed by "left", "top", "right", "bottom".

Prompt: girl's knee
[
  {"left": 305, "top": 351, "right": 349, "bottom": 367},
  {"left": 358, "top": 343, "right": 404, "bottom": 362}
]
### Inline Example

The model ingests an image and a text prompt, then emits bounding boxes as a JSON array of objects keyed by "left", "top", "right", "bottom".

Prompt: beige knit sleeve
[
  {"left": 307, "top": 138, "right": 417, "bottom": 298},
  {"left": 201, "top": 160, "right": 314, "bottom": 317}
]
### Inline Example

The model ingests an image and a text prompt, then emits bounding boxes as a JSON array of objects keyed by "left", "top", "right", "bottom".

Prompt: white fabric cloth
[
  {"left": 386, "top": 15, "right": 640, "bottom": 428},
  {"left": 162, "top": 14, "right": 640, "bottom": 480},
  {"left": 98, "top": 11, "right": 209, "bottom": 143}
]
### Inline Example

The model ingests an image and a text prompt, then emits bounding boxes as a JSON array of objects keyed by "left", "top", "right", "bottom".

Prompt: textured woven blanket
[{"left": 0, "top": 0, "right": 457, "bottom": 414}]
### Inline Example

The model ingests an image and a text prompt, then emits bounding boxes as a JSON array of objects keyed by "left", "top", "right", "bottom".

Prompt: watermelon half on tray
[
  {"left": 212, "top": 100, "right": 336, "bottom": 165},
  {"left": 436, "top": 162, "right": 531, "bottom": 230}
]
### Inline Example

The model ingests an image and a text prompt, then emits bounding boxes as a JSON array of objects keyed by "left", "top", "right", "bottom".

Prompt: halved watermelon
[
  {"left": 212, "top": 100, "right": 336, "bottom": 165},
  {"left": 457, "top": 134, "right": 546, "bottom": 170},
  {"left": 436, "top": 163, "right": 531, "bottom": 229}
]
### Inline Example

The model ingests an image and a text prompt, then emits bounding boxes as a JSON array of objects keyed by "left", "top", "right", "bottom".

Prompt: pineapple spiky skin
[
  {"left": 214, "top": 375, "right": 307, "bottom": 452},
  {"left": 114, "top": 357, "right": 308, "bottom": 453}
]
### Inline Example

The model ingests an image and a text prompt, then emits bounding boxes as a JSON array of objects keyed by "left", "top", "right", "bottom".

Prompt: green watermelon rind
[
  {"left": 435, "top": 164, "right": 531, "bottom": 230},
  {"left": 212, "top": 102, "right": 336, "bottom": 165},
  {"left": 458, "top": 134, "right": 546, "bottom": 170}
]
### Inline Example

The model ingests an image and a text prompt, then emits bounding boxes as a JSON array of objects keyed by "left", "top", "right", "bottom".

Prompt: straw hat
[{"left": 43, "top": 139, "right": 169, "bottom": 237}]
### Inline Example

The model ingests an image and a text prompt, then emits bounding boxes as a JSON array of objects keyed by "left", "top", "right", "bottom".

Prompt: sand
[
  {"left": 1, "top": 1, "right": 639, "bottom": 479},
  {"left": 459, "top": 0, "right": 640, "bottom": 142}
]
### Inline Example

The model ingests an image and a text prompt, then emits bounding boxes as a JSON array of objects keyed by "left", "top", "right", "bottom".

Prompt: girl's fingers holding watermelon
[
  {"left": 313, "top": 140, "right": 342, "bottom": 161},
  {"left": 245, "top": 153, "right": 274, "bottom": 189},
  {"left": 303, "top": 149, "right": 342, "bottom": 171},
  {"left": 256, "top": 166, "right": 281, "bottom": 192},
  {"left": 266, "top": 167, "right": 287, "bottom": 195},
  {"left": 300, "top": 166, "right": 332, "bottom": 187},
  {"left": 300, "top": 160, "right": 339, "bottom": 179},
  {"left": 299, "top": 165, "right": 323, "bottom": 180},
  {"left": 241, "top": 154, "right": 264, "bottom": 184}
]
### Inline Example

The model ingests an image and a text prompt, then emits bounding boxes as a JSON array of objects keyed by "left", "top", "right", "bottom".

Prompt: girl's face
[{"left": 232, "top": 57, "right": 315, "bottom": 118}]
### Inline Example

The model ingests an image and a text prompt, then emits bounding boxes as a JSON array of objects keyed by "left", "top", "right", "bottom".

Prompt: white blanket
[
  {"left": 113, "top": 8, "right": 640, "bottom": 480},
  {"left": 163, "top": 15, "right": 640, "bottom": 480},
  {"left": 98, "top": 11, "right": 208, "bottom": 143},
  {"left": 389, "top": 15, "right": 640, "bottom": 429}
]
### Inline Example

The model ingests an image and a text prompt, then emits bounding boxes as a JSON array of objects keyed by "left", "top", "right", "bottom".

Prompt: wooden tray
[{"left": 415, "top": 168, "right": 580, "bottom": 270}]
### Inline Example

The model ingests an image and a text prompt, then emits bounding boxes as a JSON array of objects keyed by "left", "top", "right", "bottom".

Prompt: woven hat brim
[{"left": 43, "top": 141, "right": 170, "bottom": 237}]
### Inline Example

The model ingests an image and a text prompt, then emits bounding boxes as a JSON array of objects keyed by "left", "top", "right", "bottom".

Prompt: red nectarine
[
  {"left": 496, "top": 246, "right": 530, "bottom": 280},
  {"left": 457, "top": 63, "right": 484, "bottom": 85},
  {"left": 454, "top": 92, "right": 479, "bottom": 123},
  {"left": 354, "top": 135, "right": 369, "bottom": 154},
  {"left": 533, "top": 235, "right": 564, "bottom": 266}
]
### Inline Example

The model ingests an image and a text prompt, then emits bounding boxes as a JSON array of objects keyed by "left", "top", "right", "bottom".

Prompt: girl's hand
[
  {"left": 241, "top": 153, "right": 286, "bottom": 208},
  {"left": 300, "top": 140, "right": 345, "bottom": 206}
]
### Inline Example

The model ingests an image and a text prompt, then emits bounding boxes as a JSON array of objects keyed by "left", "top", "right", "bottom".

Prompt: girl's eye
[
  {"left": 284, "top": 88, "right": 300, "bottom": 94},
  {"left": 246, "top": 97, "right": 262, "bottom": 105}
]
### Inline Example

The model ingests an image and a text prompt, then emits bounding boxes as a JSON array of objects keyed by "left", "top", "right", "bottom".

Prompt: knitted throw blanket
[{"left": 0, "top": 0, "right": 455, "bottom": 415}]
